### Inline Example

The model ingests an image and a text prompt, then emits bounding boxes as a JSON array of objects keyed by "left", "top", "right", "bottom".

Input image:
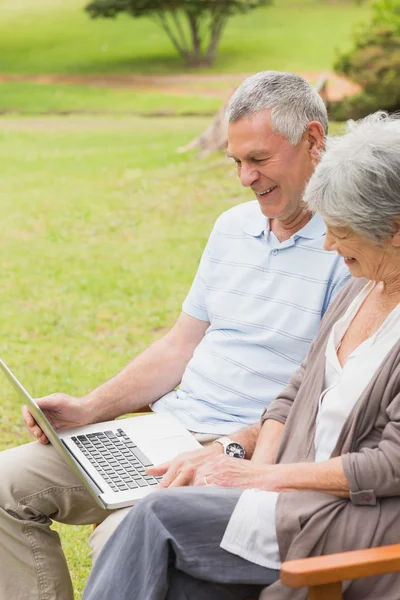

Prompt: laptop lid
[
  {"left": 0, "top": 358, "right": 105, "bottom": 506},
  {"left": 0, "top": 359, "right": 202, "bottom": 509}
]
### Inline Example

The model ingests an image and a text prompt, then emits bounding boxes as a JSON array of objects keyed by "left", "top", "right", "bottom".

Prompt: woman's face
[{"left": 323, "top": 223, "right": 400, "bottom": 282}]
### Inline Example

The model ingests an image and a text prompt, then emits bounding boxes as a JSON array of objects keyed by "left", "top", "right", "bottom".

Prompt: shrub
[{"left": 332, "top": 0, "right": 400, "bottom": 119}]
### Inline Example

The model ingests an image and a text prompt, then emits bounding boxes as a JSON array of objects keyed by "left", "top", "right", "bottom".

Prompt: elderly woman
[{"left": 83, "top": 111, "right": 400, "bottom": 600}]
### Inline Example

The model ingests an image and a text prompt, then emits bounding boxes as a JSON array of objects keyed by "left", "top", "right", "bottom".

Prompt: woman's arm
[
  {"left": 341, "top": 388, "right": 400, "bottom": 503},
  {"left": 193, "top": 453, "right": 350, "bottom": 495},
  {"left": 260, "top": 457, "right": 349, "bottom": 497}
]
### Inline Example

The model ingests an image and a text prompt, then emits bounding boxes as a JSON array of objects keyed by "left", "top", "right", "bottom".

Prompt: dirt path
[{"left": 0, "top": 71, "right": 360, "bottom": 102}]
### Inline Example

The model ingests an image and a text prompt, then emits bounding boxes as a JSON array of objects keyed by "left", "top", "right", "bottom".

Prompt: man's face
[{"left": 227, "top": 110, "right": 323, "bottom": 222}]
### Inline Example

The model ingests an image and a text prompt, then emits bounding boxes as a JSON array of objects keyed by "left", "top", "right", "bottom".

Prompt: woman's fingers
[{"left": 167, "top": 467, "right": 195, "bottom": 488}]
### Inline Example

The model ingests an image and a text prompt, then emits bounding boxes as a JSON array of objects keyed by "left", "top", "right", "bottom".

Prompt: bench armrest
[{"left": 281, "top": 544, "right": 400, "bottom": 588}]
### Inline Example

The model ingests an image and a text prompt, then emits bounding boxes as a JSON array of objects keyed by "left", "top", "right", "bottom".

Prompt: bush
[{"left": 331, "top": 0, "right": 400, "bottom": 120}]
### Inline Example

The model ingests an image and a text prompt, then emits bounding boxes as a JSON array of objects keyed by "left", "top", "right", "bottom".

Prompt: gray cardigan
[{"left": 261, "top": 277, "right": 400, "bottom": 600}]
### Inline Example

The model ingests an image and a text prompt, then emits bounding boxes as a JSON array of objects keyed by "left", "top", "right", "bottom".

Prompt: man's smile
[{"left": 254, "top": 185, "right": 278, "bottom": 196}]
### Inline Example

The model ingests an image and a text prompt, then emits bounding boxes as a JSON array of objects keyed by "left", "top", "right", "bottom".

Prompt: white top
[{"left": 221, "top": 281, "right": 400, "bottom": 569}]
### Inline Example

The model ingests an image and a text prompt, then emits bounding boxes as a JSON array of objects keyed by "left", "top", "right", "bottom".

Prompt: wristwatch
[{"left": 213, "top": 436, "right": 246, "bottom": 459}]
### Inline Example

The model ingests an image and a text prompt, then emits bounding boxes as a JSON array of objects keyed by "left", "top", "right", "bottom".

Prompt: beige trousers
[{"left": 0, "top": 432, "right": 218, "bottom": 600}]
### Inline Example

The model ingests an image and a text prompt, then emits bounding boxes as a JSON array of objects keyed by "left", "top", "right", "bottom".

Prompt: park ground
[{"left": 0, "top": 0, "right": 368, "bottom": 596}]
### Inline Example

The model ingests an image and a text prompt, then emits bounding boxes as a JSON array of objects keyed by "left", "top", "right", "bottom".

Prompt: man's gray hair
[
  {"left": 304, "top": 111, "right": 400, "bottom": 244},
  {"left": 226, "top": 71, "right": 328, "bottom": 145}
]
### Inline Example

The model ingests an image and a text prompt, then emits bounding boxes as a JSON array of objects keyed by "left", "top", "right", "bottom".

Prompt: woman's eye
[{"left": 330, "top": 230, "right": 348, "bottom": 240}]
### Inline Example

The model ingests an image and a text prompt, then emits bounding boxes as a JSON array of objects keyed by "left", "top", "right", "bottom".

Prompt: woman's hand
[
  {"left": 194, "top": 454, "right": 271, "bottom": 489},
  {"left": 146, "top": 444, "right": 223, "bottom": 488}
]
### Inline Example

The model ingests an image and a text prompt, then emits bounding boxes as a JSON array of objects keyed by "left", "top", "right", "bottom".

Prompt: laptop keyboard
[{"left": 72, "top": 428, "right": 161, "bottom": 493}]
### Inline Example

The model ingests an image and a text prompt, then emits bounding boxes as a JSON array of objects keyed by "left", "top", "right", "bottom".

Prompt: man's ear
[{"left": 306, "top": 121, "right": 325, "bottom": 162}]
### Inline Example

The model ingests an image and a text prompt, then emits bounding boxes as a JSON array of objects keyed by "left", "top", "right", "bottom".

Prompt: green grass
[
  {"left": 0, "top": 114, "right": 240, "bottom": 433},
  {"left": 0, "top": 114, "right": 243, "bottom": 598},
  {"left": 0, "top": 0, "right": 370, "bottom": 75},
  {"left": 0, "top": 81, "right": 222, "bottom": 115},
  {"left": 0, "top": 115, "right": 345, "bottom": 597}
]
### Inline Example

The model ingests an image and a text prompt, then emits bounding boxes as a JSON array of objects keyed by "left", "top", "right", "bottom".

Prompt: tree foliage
[
  {"left": 86, "top": 0, "right": 270, "bottom": 66},
  {"left": 332, "top": 0, "right": 400, "bottom": 119}
]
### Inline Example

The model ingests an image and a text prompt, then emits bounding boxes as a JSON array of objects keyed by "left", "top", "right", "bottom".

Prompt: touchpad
[{"left": 144, "top": 436, "right": 194, "bottom": 465}]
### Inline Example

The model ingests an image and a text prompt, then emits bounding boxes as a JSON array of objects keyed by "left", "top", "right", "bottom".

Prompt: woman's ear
[{"left": 391, "top": 219, "right": 400, "bottom": 247}]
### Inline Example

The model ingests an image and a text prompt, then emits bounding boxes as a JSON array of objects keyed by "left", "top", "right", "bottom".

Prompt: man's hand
[
  {"left": 22, "top": 393, "right": 92, "bottom": 445},
  {"left": 194, "top": 454, "right": 265, "bottom": 489},
  {"left": 147, "top": 444, "right": 223, "bottom": 488}
]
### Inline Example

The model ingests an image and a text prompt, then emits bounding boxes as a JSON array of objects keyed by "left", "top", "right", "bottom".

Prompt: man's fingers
[
  {"left": 22, "top": 405, "right": 47, "bottom": 441},
  {"left": 22, "top": 405, "right": 35, "bottom": 427},
  {"left": 38, "top": 432, "right": 50, "bottom": 445}
]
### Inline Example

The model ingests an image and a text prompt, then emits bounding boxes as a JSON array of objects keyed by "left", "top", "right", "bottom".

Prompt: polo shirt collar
[
  {"left": 242, "top": 206, "right": 268, "bottom": 237},
  {"left": 242, "top": 206, "right": 326, "bottom": 240},
  {"left": 294, "top": 213, "right": 326, "bottom": 239}
]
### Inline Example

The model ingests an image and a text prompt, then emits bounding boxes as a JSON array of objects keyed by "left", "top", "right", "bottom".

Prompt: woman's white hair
[
  {"left": 226, "top": 70, "right": 328, "bottom": 145},
  {"left": 304, "top": 111, "right": 400, "bottom": 244}
]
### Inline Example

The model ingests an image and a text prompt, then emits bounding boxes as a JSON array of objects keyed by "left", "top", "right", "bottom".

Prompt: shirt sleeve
[
  {"left": 182, "top": 233, "right": 213, "bottom": 323},
  {"left": 260, "top": 351, "right": 309, "bottom": 427},
  {"left": 322, "top": 264, "right": 352, "bottom": 317},
  {"left": 220, "top": 489, "right": 281, "bottom": 570}
]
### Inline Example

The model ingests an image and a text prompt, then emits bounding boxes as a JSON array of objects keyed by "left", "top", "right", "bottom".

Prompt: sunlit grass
[
  {"left": 0, "top": 81, "right": 222, "bottom": 115},
  {"left": 0, "top": 0, "right": 369, "bottom": 75},
  {"left": 0, "top": 115, "right": 345, "bottom": 597}
]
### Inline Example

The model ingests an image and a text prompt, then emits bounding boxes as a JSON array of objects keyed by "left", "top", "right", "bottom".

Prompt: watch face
[{"left": 226, "top": 442, "right": 245, "bottom": 459}]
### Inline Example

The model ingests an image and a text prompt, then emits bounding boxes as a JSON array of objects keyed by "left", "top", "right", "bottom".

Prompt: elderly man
[
  {"left": 0, "top": 71, "right": 348, "bottom": 600},
  {"left": 83, "top": 112, "right": 400, "bottom": 600}
]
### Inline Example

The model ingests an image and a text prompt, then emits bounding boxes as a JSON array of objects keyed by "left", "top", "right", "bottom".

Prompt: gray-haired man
[{"left": 0, "top": 71, "right": 349, "bottom": 600}]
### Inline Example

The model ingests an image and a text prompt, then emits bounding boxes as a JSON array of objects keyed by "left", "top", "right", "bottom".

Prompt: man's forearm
[
  {"left": 226, "top": 418, "right": 285, "bottom": 464},
  {"left": 229, "top": 423, "right": 260, "bottom": 459},
  {"left": 251, "top": 419, "right": 285, "bottom": 464},
  {"left": 84, "top": 336, "right": 189, "bottom": 422},
  {"left": 80, "top": 312, "right": 208, "bottom": 423}
]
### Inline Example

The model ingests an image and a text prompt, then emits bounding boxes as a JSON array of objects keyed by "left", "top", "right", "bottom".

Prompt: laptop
[{"left": 0, "top": 359, "right": 201, "bottom": 509}]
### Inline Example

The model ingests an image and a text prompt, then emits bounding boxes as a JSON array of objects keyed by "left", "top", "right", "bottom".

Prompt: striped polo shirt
[{"left": 152, "top": 201, "right": 350, "bottom": 434}]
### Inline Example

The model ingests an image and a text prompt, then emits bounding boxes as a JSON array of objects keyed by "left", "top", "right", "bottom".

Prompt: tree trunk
[
  {"left": 205, "top": 10, "right": 227, "bottom": 66},
  {"left": 187, "top": 13, "right": 201, "bottom": 60},
  {"left": 205, "top": 22, "right": 225, "bottom": 65},
  {"left": 153, "top": 11, "right": 190, "bottom": 62},
  {"left": 177, "top": 94, "right": 231, "bottom": 157}
]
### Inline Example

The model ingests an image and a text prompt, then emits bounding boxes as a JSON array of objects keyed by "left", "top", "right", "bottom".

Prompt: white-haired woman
[{"left": 83, "top": 112, "right": 400, "bottom": 600}]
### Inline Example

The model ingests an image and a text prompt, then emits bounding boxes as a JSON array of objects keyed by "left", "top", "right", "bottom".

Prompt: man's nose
[{"left": 239, "top": 164, "right": 260, "bottom": 188}]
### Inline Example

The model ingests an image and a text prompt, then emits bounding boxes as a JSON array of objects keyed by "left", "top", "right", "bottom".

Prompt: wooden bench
[{"left": 280, "top": 543, "right": 400, "bottom": 600}]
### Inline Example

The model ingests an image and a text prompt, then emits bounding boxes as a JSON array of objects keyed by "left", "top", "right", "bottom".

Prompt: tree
[
  {"left": 86, "top": 0, "right": 270, "bottom": 67},
  {"left": 331, "top": 0, "right": 400, "bottom": 119}
]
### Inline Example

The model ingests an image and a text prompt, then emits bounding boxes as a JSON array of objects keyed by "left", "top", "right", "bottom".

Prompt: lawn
[
  {"left": 0, "top": 114, "right": 245, "bottom": 597},
  {"left": 0, "top": 2, "right": 360, "bottom": 597},
  {"left": 0, "top": 114, "right": 345, "bottom": 597},
  {"left": 0, "top": 81, "right": 222, "bottom": 115},
  {"left": 0, "top": 0, "right": 370, "bottom": 75}
]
